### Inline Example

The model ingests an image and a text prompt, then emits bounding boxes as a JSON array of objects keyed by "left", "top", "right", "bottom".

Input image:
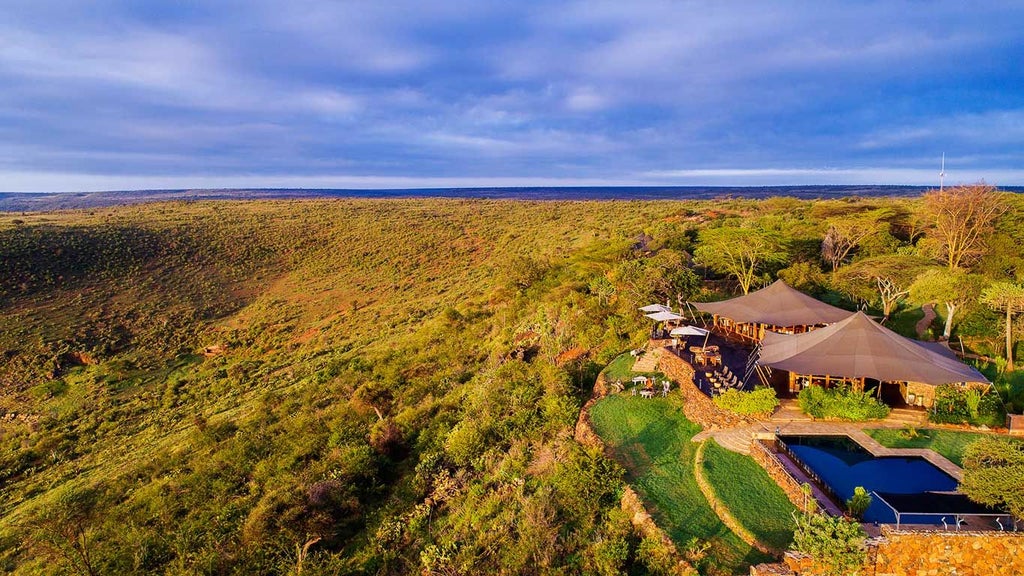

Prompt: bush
[
  {"left": 930, "top": 384, "right": 1004, "bottom": 427},
  {"left": 960, "top": 437, "right": 1024, "bottom": 518},
  {"left": 798, "top": 385, "right": 890, "bottom": 421},
  {"left": 790, "top": 512, "right": 867, "bottom": 576},
  {"left": 845, "top": 486, "right": 872, "bottom": 520},
  {"left": 713, "top": 386, "right": 779, "bottom": 416}
]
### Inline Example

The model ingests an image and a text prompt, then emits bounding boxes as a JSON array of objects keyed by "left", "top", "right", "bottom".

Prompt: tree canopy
[
  {"left": 960, "top": 437, "right": 1024, "bottom": 519},
  {"left": 833, "top": 254, "right": 932, "bottom": 320},
  {"left": 694, "top": 225, "right": 789, "bottom": 294},
  {"left": 910, "top": 268, "right": 985, "bottom": 339},
  {"left": 820, "top": 209, "right": 893, "bottom": 271},
  {"left": 981, "top": 282, "right": 1024, "bottom": 371},
  {"left": 920, "top": 184, "right": 1006, "bottom": 270}
]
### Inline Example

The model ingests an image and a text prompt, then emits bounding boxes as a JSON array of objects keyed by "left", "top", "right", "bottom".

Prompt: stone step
[
  {"left": 631, "top": 347, "right": 663, "bottom": 373},
  {"left": 707, "top": 429, "right": 754, "bottom": 455}
]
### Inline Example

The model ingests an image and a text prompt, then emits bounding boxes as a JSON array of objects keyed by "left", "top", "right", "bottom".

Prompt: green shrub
[
  {"left": 930, "top": 384, "right": 1004, "bottom": 427},
  {"left": 960, "top": 437, "right": 1024, "bottom": 518},
  {"left": 791, "top": 512, "right": 867, "bottom": 576},
  {"left": 713, "top": 386, "right": 779, "bottom": 416},
  {"left": 845, "top": 486, "right": 872, "bottom": 520},
  {"left": 797, "top": 385, "right": 890, "bottom": 421}
]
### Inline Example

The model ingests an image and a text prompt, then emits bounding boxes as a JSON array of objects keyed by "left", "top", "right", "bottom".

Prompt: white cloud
[
  {"left": 565, "top": 86, "right": 611, "bottom": 112},
  {"left": 640, "top": 167, "right": 1024, "bottom": 186},
  {"left": 858, "top": 109, "right": 1024, "bottom": 150}
]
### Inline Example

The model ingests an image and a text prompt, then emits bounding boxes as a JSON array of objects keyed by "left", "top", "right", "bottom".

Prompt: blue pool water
[{"left": 780, "top": 435, "right": 958, "bottom": 524}]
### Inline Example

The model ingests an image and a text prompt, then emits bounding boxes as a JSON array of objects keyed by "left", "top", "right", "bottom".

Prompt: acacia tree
[
  {"left": 611, "top": 250, "right": 700, "bottom": 308},
  {"left": 833, "top": 254, "right": 931, "bottom": 322},
  {"left": 820, "top": 210, "right": 892, "bottom": 271},
  {"left": 960, "top": 437, "right": 1024, "bottom": 519},
  {"left": 910, "top": 268, "right": 984, "bottom": 340},
  {"left": 694, "top": 226, "right": 788, "bottom": 294},
  {"left": 921, "top": 183, "right": 1006, "bottom": 270},
  {"left": 26, "top": 485, "right": 104, "bottom": 576},
  {"left": 981, "top": 282, "right": 1024, "bottom": 371}
]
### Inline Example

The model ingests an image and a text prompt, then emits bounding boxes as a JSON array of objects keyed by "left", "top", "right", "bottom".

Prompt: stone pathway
[
  {"left": 916, "top": 303, "right": 937, "bottom": 339},
  {"left": 631, "top": 347, "right": 663, "bottom": 373}
]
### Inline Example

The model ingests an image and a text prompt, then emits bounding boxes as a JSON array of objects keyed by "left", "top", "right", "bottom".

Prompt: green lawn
[
  {"left": 864, "top": 428, "right": 1001, "bottom": 467},
  {"left": 602, "top": 352, "right": 637, "bottom": 381},
  {"left": 701, "top": 440, "right": 797, "bottom": 551},
  {"left": 589, "top": 394, "right": 772, "bottom": 574}
]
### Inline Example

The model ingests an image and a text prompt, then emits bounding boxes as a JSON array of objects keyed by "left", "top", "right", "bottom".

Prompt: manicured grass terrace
[
  {"left": 701, "top": 439, "right": 797, "bottom": 551},
  {"left": 589, "top": 394, "right": 774, "bottom": 574},
  {"left": 864, "top": 428, "right": 1013, "bottom": 467}
]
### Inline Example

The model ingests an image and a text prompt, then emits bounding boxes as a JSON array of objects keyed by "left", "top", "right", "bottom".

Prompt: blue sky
[{"left": 2, "top": 1, "right": 1023, "bottom": 191}]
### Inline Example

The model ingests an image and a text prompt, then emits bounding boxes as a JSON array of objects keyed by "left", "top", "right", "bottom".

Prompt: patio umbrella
[
  {"left": 639, "top": 303, "right": 672, "bottom": 313},
  {"left": 670, "top": 325, "right": 709, "bottom": 337},
  {"left": 645, "top": 311, "right": 684, "bottom": 322}
]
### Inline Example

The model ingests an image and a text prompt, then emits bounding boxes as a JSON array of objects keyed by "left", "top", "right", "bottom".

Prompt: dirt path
[{"left": 916, "top": 303, "right": 937, "bottom": 339}]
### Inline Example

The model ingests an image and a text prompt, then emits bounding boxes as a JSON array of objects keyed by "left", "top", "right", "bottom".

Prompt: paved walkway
[
  {"left": 916, "top": 303, "right": 937, "bottom": 339},
  {"left": 631, "top": 347, "right": 663, "bottom": 372}
]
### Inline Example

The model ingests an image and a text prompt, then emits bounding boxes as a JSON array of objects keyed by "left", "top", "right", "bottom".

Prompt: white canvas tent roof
[
  {"left": 639, "top": 304, "right": 672, "bottom": 313},
  {"left": 692, "top": 280, "right": 852, "bottom": 327},
  {"left": 757, "top": 311, "right": 989, "bottom": 386}
]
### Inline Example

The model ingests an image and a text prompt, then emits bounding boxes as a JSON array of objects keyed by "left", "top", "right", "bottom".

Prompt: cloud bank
[{"left": 1, "top": 1, "right": 1022, "bottom": 191}]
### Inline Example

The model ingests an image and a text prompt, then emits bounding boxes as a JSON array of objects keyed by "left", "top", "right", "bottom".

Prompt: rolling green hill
[
  {"left": 1, "top": 194, "right": 1021, "bottom": 575},
  {"left": 0, "top": 199, "right": 698, "bottom": 575}
]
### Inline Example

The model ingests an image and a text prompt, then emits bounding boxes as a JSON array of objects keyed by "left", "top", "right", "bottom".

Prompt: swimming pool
[{"left": 778, "top": 435, "right": 958, "bottom": 524}]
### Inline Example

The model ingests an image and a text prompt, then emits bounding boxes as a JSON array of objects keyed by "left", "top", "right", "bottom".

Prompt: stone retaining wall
[
  {"left": 1007, "top": 413, "right": 1024, "bottom": 436},
  {"left": 620, "top": 488, "right": 699, "bottom": 576},
  {"left": 748, "top": 438, "right": 810, "bottom": 513},
  {"left": 658, "top": 348, "right": 752, "bottom": 429},
  {"left": 870, "top": 527, "right": 1024, "bottom": 576},
  {"left": 757, "top": 527, "right": 1024, "bottom": 576}
]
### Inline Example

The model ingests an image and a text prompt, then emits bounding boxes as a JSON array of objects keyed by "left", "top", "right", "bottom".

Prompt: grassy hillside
[
  {"left": 1, "top": 193, "right": 1021, "bottom": 575},
  {"left": 0, "top": 199, "right": 704, "bottom": 575}
]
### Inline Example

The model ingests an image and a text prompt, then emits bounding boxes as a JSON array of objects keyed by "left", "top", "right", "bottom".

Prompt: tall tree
[
  {"left": 910, "top": 268, "right": 984, "bottom": 340},
  {"left": 833, "top": 254, "right": 931, "bottom": 322},
  {"left": 981, "top": 282, "right": 1024, "bottom": 371},
  {"left": 921, "top": 183, "right": 1006, "bottom": 270},
  {"left": 820, "top": 209, "right": 892, "bottom": 271},
  {"left": 694, "top": 226, "right": 788, "bottom": 294},
  {"left": 960, "top": 437, "right": 1024, "bottom": 519}
]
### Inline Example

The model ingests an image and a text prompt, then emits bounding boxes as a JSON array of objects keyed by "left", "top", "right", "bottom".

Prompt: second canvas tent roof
[{"left": 757, "top": 311, "right": 988, "bottom": 386}]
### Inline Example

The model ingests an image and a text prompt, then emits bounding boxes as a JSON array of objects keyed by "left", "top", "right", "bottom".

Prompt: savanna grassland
[{"left": 1, "top": 193, "right": 1023, "bottom": 575}]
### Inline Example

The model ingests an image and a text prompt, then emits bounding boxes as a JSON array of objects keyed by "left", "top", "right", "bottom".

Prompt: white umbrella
[
  {"left": 645, "top": 311, "right": 684, "bottom": 322},
  {"left": 639, "top": 304, "right": 672, "bottom": 313},
  {"left": 670, "top": 325, "right": 709, "bottom": 337}
]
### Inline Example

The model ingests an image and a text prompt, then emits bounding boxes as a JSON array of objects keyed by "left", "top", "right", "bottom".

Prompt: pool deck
[{"left": 694, "top": 401, "right": 963, "bottom": 482}]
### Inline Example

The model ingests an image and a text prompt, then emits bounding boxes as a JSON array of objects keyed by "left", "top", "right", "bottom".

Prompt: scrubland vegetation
[{"left": 1, "top": 188, "right": 1023, "bottom": 574}]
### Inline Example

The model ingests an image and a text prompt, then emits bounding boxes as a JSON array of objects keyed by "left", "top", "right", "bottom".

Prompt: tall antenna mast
[{"left": 939, "top": 152, "right": 946, "bottom": 191}]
